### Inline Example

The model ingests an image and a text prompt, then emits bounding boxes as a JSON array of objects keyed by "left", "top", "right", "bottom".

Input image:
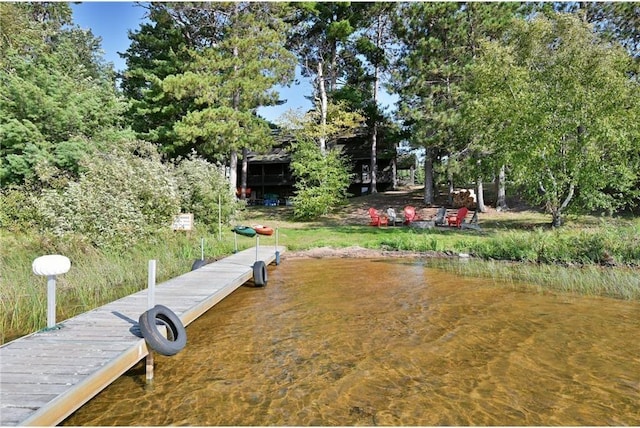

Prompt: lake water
[{"left": 62, "top": 257, "right": 640, "bottom": 426}]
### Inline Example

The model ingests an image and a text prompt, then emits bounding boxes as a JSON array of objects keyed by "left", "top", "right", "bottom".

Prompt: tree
[
  {"left": 120, "top": 4, "right": 195, "bottom": 157},
  {"left": 466, "top": 14, "right": 640, "bottom": 226},
  {"left": 280, "top": 101, "right": 363, "bottom": 219},
  {"left": 287, "top": 3, "right": 358, "bottom": 154},
  {"left": 162, "top": 2, "right": 296, "bottom": 194},
  {"left": 346, "top": 2, "right": 397, "bottom": 194},
  {"left": 392, "top": 2, "right": 519, "bottom": 206},
  {"left": 0, "top": 2, "right": 124, "bottom": 186}
]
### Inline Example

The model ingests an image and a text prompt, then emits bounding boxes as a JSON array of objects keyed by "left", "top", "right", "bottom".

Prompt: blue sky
[{"left": 69, "top": 2, "right": 396, "bottom": 123}]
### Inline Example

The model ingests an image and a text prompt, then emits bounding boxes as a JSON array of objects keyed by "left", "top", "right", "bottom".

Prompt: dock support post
[
  {"left": 218, "top": 195, "right": 222, "bottom": 241},
  {"left": 147, "top": 260, "right": 156, "bottom": 309},
  {"left": 146, "top": 351, "right": 154, "bottom": 383},
  {"left": 234, "top": 232, "right": 238, "bottom": 253}
]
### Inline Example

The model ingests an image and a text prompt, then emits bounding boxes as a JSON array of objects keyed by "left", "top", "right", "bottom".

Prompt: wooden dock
[{"left": 0, "top": 245, "right": 284, "bottom": 426}]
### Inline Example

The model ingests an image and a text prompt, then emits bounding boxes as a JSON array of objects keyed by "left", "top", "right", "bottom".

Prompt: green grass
[
  {"left": 427, "top": 259, "right": 640, "bottom": 300},
  {"left": 2, "top": 203, "right": 640, "bottom": 344},
  {"left": 0, "top": 228, "right": 249, "bottom": 344}
]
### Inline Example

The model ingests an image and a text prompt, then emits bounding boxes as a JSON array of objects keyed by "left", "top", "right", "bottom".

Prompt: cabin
[{"left": 237, "top": 129, "right": 398, "bottom": 205}]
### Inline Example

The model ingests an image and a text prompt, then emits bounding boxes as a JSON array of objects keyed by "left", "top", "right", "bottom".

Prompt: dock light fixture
[{"left": 32, "top": 255, "right": 71, "bottom": 329}]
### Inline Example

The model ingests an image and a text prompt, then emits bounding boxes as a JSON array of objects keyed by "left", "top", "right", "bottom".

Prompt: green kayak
[{"left": 232, "top": 225, "right": 257, "bottom": 237}]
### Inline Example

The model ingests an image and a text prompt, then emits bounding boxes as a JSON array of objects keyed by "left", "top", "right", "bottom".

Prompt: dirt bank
[{"left": 281, "top": 246, "right": 461, "bottom": 260}]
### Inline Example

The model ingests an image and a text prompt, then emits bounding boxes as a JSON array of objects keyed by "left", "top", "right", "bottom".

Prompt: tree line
[{"left": 1, "top": 2, "right": 639, "bottom": 241}]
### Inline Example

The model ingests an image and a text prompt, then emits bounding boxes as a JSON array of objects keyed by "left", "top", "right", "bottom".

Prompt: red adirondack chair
[
  {"left": 368, "top": 207, "right": 388, "bottom": 227},
  {"left": 447, "top": 207, "right": 468, "bottom": 228},
  {"left": 403, "top": 206, "right": 422, "bottom": 225}
]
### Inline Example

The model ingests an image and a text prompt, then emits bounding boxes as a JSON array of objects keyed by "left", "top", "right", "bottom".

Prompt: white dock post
[
  {"left": 46, "top": 276, "right": 56, "bottom": 328},
  {"left": 147, "top": 260, "right": 156, "bottom": 309},
  {"left": 255, "top": 236, "right": 260, "bottom": 261},
  {"left": 146, "top": 260, "right": 156, "bottom": 383},
  {"left": 233, "top": 230, "right": 238, "bottom": 253},
  {"left": 32, "top": 255, "right": 71, "bottom": 329}
]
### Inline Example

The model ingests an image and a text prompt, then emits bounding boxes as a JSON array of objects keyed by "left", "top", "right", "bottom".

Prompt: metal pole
[
  {"left": 275, "top": 228, "right": 281, "bottom": 265},
  {"left": 234, "top": 231, "right": 238, "bottom": 253},
  {"left": 255, "top": 236, "right": 259, "bottom": 261},
  {"left": 218, "top": 194, "right": 222, "bottom": 241},
  {"left": 200, "top": 237, "right": 204, "bottom": 261},
  {"left": 146, "top": 259, "right": 156, "bottom": 384},
  {"left": 46, "top": 276, "right": 56, "bottom": 328},
  {"left": 148, "top": 260, "right": 156, "bottom": 310}
]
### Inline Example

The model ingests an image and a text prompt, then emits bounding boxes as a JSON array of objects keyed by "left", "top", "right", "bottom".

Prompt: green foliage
[
  {"left": 172, "top": 154, "right": 241, "bottom": 230},
  {"left": 290, "top": 139, "right": 351, "bottom": 219},
  {"left": 37, "top": 140, "right": 181, "bottom": 249},
  {"left": 0, "top": 186, "right": 41, "bottom": 231},
  {"left": 120, "top": 5, "right": 194, "bottom": 156},
  {"left": 279, "top": 101, "right": 365, "bottom": 147},
  {"left": 464, "top": 14, "right": 640, "bottom": 225},
  {"left": 161, "top": 2, "right": 296, "bottom": 159},
  {"left": 0, "top": 2, "right": 124, "bottom": 187}
]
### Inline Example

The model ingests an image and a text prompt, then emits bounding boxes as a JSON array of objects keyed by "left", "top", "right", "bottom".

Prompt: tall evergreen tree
[
  {"left": 349, "top": 2, "right": 396, "bottom": 194},
  {"left": 0, "top": 2, "right": 123, "bottom": 186},
  {"left": 391, "top": 2, "right": 518, "bottom": 205},
  {"left": 120, "top": 4, "right": 194, "bottom": 156},
  {"left": 287, "top": 3, "right": 358, "bottom": 153},
  {"left": 162, "top": 2, "right": 296, "bottom": 193}
]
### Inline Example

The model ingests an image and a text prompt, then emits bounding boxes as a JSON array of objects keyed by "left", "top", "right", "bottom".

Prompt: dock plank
[{"left": 0, "top": 245, "right": 284, "bottom": 426}]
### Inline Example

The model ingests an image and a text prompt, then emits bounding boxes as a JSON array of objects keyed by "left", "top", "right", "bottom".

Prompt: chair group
[{"left": 368, "top": 205, "right": 477, "bottom": 229}]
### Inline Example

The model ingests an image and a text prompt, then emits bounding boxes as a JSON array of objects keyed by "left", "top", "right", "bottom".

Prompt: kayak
[
  {"left": 252, "top": 225, "right": 274, "bottom": 236},
  {"left": 232, "top": 226, "right": 257, "bottom": 237}
]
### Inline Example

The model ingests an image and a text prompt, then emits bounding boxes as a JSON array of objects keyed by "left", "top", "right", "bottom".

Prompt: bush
[
  {"left": 172, "top": 154, "right": 240, "bottom": 229},
  {"left": 37, "top": 140, "right": 181, "bottom": 248},
  {"left": 0, "top": 186, "right": 41, "bottom": 231},
  {"left": 290, "top": 140, "right": 351, "bottom": 220}
]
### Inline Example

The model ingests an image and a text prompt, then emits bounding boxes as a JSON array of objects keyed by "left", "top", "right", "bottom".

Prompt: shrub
[
  {"left": 0, "top": 186, "right": 41, "bottom": 231},
  {"left": 290, "top": 140, "right": 351, "bottom": 220},
  {"left": 37, "top": 140, "right": 180, "bottom": 248},
  {"left": 172, "top": 154, "right": 240, "bottom": 229}
]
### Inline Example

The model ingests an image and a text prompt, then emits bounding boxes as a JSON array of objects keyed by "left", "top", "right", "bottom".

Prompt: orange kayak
[{"left": 252, "top": 225, "right": 274, "bottom": 236}]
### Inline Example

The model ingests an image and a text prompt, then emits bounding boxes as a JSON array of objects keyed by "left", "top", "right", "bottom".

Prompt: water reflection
[{"left": 63, "top": 258, "right": 640, "bottom": 426}]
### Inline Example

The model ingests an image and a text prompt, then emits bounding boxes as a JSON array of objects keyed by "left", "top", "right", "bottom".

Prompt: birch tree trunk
[
  {"left": 240, "top": 147, "right": 248, "bottom": 200},
  {"left": 229, "top": 4, "right": 240, "bottom": 194},
  {"left": 229, "top": 150, "right": 238, "bottom": 194},
  {"left": 495, "top": 164, "right": 508, "bottom": 211},
  {"left": 476, "top": 177, "right": 487, "bottom": 212},
  {"left": 391, "top": 155, "right": 397, "bottom": 190},
  {"left": 369, "top": 15, "right": 384, "bottom": 195},
  {"left": 317, "top": 61, "right": 328, "bottom": 154},
  {"left": 447, "top": 170, "right": 454, "bottom": 206}
]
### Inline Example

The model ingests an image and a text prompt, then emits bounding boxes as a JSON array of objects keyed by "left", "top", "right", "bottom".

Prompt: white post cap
[{"left": 32, "top": 255, "right": 71, "bottom": 276}]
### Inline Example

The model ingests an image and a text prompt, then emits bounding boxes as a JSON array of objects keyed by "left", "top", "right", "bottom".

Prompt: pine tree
[{"left": 162, "top": 2, "right": 296, "bottom": 193}]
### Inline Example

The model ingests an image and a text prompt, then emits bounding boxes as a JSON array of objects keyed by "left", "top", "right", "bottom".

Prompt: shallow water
[{"left": 63, "top": 258, "right": 640, "bottom": 426}]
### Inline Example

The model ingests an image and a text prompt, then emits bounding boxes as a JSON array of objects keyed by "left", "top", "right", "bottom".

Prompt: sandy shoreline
[{"left": 280, "top": 246, "right": 456, "bottom": 260}]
